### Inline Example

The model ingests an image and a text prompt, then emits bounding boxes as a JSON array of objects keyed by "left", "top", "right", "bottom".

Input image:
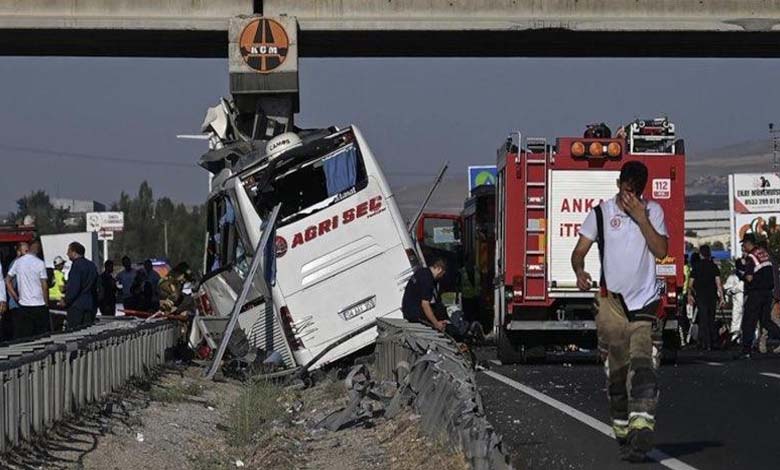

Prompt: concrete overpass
[{"left": 3, "top": 1, "right": 780, "bottom": 57}]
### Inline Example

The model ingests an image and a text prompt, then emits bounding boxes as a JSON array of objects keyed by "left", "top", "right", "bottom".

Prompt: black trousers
[
  {"left": 13, "top": 306, "right": 51, "bottom": 340},
  {"left": 742, "top": 290, "right": 780, "bottom": 351},
  {"left": 99, "top": 301, "right": 116, "bottom": 316},
  {"left": 1, "top": 308, "right": 15, "bottom": 341},
  {"left": 696, "top": 299, "right": 717, "bottom": 350},
  {"left": 67, "top": 307, "right": 96, "bottom": 330}
]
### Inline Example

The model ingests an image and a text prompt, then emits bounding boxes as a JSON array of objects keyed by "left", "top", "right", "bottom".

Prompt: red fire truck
[{"left": 494, "top": 119, "right": 684, "bottom": 362}]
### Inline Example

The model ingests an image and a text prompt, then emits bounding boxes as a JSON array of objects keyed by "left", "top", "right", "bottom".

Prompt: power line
[{"left": 0, "top": 143, "right": 197, "bottom": 168}]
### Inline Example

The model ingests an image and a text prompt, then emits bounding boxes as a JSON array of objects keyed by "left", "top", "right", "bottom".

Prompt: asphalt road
[{"left": 476, "top": 350, "right": 780, "bottom": 470}]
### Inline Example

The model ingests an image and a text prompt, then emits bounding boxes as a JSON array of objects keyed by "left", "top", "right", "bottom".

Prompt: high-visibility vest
[{"left": 49, "top": 269, "right": 66, "bottom": 301}]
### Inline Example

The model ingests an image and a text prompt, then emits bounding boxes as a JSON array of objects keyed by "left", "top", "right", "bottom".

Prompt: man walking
[
  {"left": 98, "top": 260, "right": 118, "bottom": 317},
  {"left": 5, "top": 241, "right": 50, "bottom": 339},
  {"left": 571, "top": 161, "right": 668, "bottom": 462},
  {"left": 688, "top": 245, "right": 724, "bottom": 350},
  {"left": 63, "top": 242, "right": 98, "bottom": 329},
  {"left": 739, "top": 233, "right": 780, "bottom": 357}
]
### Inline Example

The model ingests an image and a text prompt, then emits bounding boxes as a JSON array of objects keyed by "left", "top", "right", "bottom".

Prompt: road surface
[{"left": 477, "top": 350, "right": 780, "bottom": 470}]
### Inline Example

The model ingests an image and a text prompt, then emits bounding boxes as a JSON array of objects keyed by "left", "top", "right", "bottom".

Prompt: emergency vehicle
[
  {"left": 494, "top": 119, "right": 684, "bottom": 362},
  {"left": 198, "top": 126, "right": 419, "bottom": 370},
  {"left": 414, "top": 212, "right": 462, "bottom": 298},
  {"left": 0, "top": 224, "right": 36, "bottom": 269}
]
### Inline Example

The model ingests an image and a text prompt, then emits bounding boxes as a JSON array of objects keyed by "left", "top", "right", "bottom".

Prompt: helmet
[{"left": 53, "top": 256, "right": 65, "bottom": 266}]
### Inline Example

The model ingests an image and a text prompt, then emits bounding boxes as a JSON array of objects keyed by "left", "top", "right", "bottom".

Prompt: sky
[{"left": 1, "top": 57, "right": 780, "bottom": 213}]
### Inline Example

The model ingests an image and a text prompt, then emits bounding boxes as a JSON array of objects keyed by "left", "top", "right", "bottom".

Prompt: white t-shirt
[
  {"left": 579, "top": 196, "right": 668, "bottom": 311},
  {"left": 0, "top": 261, "right": 6, "bottom": 302},
  {"left": 8, "top": 254, "right": 48, "bottom": 307}
]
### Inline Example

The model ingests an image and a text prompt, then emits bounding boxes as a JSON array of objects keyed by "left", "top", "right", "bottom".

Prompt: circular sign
[
  {"left": 239, "top": 18, "right": 289, "bottom": 74},
  {"left": 275, "top": 236, "right": 288, "bottom": 258},
  {"left": 475, "top": 171, "right": 496, "bottom": 187}
]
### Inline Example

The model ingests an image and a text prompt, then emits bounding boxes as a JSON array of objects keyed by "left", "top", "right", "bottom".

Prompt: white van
[{"left": 198, "top": 126, "right": 418, "bottom": 369}]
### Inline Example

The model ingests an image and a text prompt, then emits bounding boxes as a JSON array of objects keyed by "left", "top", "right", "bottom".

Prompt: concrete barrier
[
  {"left": 0, "top": 318, "right": 179, "bottom": 454},
  {"left": 375, "top": 318, "right": 512, "bottom": 470}
]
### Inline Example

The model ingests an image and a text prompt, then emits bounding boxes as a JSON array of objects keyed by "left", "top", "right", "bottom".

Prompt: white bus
[{"left": 198, "top": 126, "right": 418, "bottom": 370}]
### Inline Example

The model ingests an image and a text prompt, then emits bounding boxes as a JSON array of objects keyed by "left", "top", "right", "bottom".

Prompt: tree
[
  {"left": 13, "top": 190, "right": 72, "bottom": 234},
  {"left": 111, "top": 182, "right": 205, "bottom": 274}
]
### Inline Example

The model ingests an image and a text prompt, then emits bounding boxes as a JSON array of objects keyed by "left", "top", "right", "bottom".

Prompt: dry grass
[
  {"left": 148, "top": 380, "right": 203, "bottom": 403},
  {"left": 228, "top": 379, "right": 286, "bottom": 447}
]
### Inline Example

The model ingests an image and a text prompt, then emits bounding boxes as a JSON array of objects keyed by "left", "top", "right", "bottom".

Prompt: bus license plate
[{"left": 338, "top": 296, "right": 377, "bottom": 321}]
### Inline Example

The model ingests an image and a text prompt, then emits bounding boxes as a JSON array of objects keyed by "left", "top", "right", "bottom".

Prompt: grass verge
[
  {"left": 149, "top": 381, "right": 203, "bottom": 403},
  {"left": 228, "top": 379, "right": 285, "bottom": 447}
]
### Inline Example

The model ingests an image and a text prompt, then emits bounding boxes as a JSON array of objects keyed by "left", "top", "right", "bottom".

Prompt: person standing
[
  {"left": 98, "top": 260, "right": 118, "bottom": 317},
  {"left": 724, "top": 257, "right": 746, "bottom": 345},
  {"left": 143, "top": 259, "right": 161, "bottom": 311},
  {"left": 688, "top": 245, "right": 724, "bottom": 351},
  {"left": 116, "top": 256, "right": 136, "bottom": 305},
  {"left": 1, "top": 243, "right": 26, "bottom": 341},
  {"left": 5, "top": 242, "right": 50, "bottom": 339},
  {"left": 48, "top": 256, "right": 67, "bottom": 307},
  {"left": 739, "top": 233, "right": 780, "bottom": 357},
  {"left": 0, "top": 260, "right": 7, "bottom": 337},
  {"left": 572, "top": 161, "right": 668, "bottom": 462},
  {"left": 62, "top": 242, "right": 98, "bottom": 329}
]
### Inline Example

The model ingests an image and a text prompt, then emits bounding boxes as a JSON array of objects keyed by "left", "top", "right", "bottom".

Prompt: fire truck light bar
[{"left": 570, "top": 141, "right": 621, "bottom": 159}]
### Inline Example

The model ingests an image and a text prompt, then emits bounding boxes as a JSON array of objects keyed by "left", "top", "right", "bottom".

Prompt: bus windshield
[{"left": 242, "top": 133, "right": 368, "bottom": 226}]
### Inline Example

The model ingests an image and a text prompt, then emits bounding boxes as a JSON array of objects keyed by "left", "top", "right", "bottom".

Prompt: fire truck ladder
[{"left": 523, "top": 137, "right": 549, "bottom": 302}]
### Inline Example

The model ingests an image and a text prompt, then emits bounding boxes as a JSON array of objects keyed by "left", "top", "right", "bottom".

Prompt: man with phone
[{"left": 571, "top": 161, "right": 668, "bottom": 462}]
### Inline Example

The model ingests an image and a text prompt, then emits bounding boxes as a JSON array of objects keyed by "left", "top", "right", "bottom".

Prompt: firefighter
[
  {"left": 739, "top": 233, "right": 780, "bottom": 357},
  {"left": 571, "top": 161, "right": 668, "bottom": 462}
]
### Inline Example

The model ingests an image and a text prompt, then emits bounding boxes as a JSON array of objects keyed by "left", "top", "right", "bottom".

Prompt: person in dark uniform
[
  {"left": 688, "top": 245, "right": 724, "bottom": 351},
  {"left": 98, "top": 260, "right": 118, "bottom": 316},
  {"left": 740, "top": 233, "right": 780, "bottom": 357},
  {"left": 401, "top": 258, "right": 448, "bottom": 332},
  {"left": 62, "top": 242, "right": 98, "bottom": 330}
]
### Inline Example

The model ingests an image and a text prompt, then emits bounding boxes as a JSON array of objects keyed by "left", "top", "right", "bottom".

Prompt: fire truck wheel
[
  {"left": 661, "top": 328, "right": 680, "bottom": 364},
  {"left": 497, "top": 329, "right": 528, "bottom": 364}
]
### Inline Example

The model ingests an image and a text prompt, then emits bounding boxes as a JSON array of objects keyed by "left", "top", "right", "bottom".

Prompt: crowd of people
[
  {"left": 0, "top": 239, "right": 194, "bottom": 343},
  {"left": 683, "top": 233, "right": 780, "bottom": 357}
]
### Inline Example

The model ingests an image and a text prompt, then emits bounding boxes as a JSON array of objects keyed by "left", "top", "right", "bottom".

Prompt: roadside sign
[
  {"left": 97, "top": 230, "right": 114, "bottom": 241},
  {"left": 468, "top": 165, "right": 497, "bottom": 193},
  {"left": 86, "top": 212, "right": 124, "bottom": 232}
]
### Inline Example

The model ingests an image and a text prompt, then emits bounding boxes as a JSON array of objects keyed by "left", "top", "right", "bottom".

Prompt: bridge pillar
[{"left": 229, "top": 15, "right": 299, "bottom": 135}]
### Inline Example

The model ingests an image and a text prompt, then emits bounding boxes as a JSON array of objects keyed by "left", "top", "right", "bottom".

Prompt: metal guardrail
[
  {"left": 0, "top": 318, "right": 179, "bottom": 454},
  {"left": 375, "top": 318, "right": 512, "bottom": 470}
]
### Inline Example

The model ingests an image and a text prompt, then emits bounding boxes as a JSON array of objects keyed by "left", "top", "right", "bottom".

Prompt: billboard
[
  {"left": 729, "top": 173, "right": 780, "bottom": 257},
  {"left": 729, "top": 173, "right": 780, "bottom": 214},
  {"left": 468, "top": 165, "right": 497, "bottom": 193}
]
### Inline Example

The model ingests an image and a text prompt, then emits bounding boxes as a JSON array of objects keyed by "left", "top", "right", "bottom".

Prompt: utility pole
[
  {"left": 771, "top": 123, "right": 780, "bottom": 172},
  {"left": 163, "top": 221, "right": 168, "bottom": 259}
]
